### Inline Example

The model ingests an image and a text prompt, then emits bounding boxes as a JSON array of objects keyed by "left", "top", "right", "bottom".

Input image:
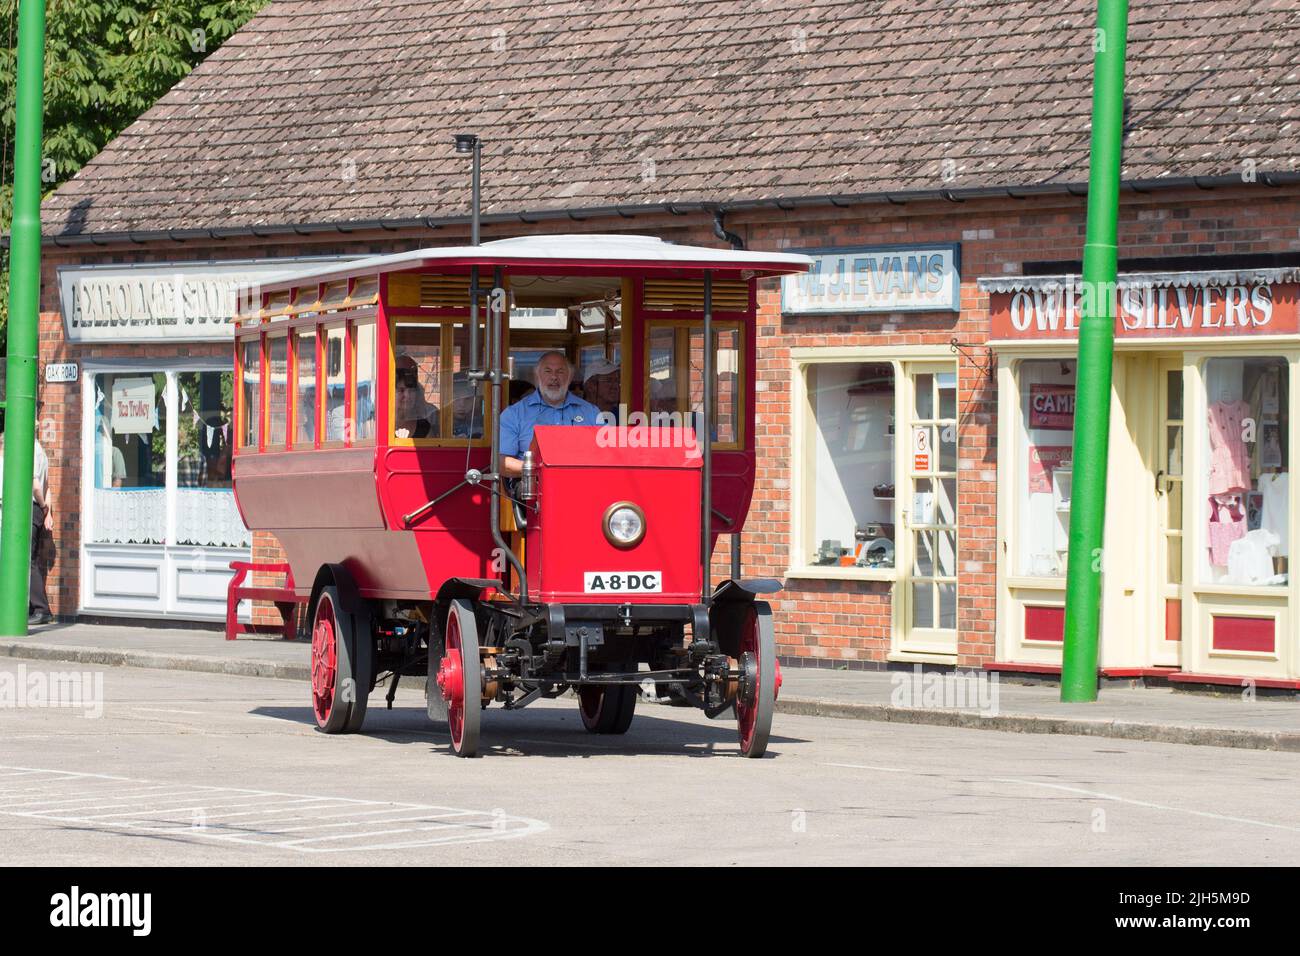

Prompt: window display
[
  {"left": 805, "top": 363, "right": 896, "bottom": 568},
  {"left": 1201, "top": 356, "right": 1289, "bottom": 586},
  {"left": 1016, "top": 359, "right": 1076, "bottom": 577}
]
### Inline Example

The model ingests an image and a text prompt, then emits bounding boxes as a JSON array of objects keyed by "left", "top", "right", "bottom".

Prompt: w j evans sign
[
  {"left": 782, "top": 244, "right": 960, "bottom": 314},
  {"left": 984, "top": 271, "right": 1300, "bottom": 341},
  {"left": 57, "top": 257, "right": 355, "bottom": 344}
]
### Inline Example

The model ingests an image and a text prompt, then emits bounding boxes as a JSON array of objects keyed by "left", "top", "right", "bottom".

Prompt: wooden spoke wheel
[
  {"left": 579, "top": 674, "right": 637, "bottom": 735},
  {"left": 435, "top": 599, "right": 482, "bottom": 757},
  {"left": 735, "top": 602, "right": 779, "bottom": 758},
  {"left": 310, "top": 586, "right": 371, "bottom": 734}
]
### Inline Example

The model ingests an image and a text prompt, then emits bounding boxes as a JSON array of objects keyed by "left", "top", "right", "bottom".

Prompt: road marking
[
  {"left": 990, "top": 777, "right": 1300, "bottom": 834},
  {"left": 0, "top": 765, "right": 548, "bottom": 854},
  {"left": 825, "top": 762, "right": 1300, "bottom": 833}
]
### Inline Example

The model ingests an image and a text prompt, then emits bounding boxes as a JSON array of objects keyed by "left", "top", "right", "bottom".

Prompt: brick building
[{"left": 30, "top": 0, "right": 1300, "bottom": 683}]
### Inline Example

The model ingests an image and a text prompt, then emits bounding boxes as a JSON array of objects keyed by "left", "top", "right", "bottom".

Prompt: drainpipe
[
  {"left": 711, "top": 209, "right": 745, "bottom": 250},
  {"left": 1061, "top": 0, "right": 1129, "bottom": 702},
  {"left": 0, "top": 0, "right": 46, "bottom": 636}
]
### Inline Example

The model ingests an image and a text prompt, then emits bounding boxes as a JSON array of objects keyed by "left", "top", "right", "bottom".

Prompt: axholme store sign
[{"left": 986, "top": 270, "right": 1300, "bottom": 340}]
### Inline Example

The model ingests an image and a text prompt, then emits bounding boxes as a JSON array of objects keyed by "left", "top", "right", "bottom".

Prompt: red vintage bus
[{"left": 232, "top": 234, "right": 810, "bottom": 757}]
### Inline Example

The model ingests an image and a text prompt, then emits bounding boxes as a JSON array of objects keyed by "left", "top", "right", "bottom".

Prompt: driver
[{"left": 499, "top": 350, "right": 599, "bottom": 477}]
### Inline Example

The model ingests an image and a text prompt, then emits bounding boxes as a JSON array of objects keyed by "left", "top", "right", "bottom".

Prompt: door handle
[{"left": 1155, "top": 469, "right": 1164, "bottom": 496}]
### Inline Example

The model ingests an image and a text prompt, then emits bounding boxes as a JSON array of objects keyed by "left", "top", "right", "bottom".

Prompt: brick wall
[{"left": 37, "top": 183, "right": 1300, "bottom": 661}]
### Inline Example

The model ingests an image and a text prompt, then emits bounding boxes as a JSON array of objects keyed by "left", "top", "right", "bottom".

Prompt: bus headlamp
[{"left": 603, "top": 502, "right": 646, "bottom": 548}]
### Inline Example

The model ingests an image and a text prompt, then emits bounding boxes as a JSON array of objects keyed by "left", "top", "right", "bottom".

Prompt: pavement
[{"left": 3, "top": 621, "right": 1299, "bottom": 753}]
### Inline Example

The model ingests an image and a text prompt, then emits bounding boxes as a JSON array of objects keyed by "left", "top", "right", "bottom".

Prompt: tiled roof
[{"left": 41, "top": 0, "right": 1300, "bottom": 239}]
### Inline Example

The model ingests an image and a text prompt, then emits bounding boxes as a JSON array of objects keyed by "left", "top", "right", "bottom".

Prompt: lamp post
[
  {"left": 453, "top": 133, "right": 481, "bottom": 247},
  {"left": 454, "top": 134, "right": 483, "bottom": 374},
  {"left": 0, "top": 0, "right": 47, "bottom": 636}
]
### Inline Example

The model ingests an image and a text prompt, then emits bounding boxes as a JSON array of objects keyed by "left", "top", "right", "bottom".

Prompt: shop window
[
  {"left": 175, "top": 371, "right": 248, "bottom": 549},
  {"left": 90, "top": 372, "right": 167, "bottom": 545},
  {"left": 353, "top": 320, "right": 376, "bottom": 442},
  {"left": 801, "top": 363, "right": 896, "bottom": 569},
  {"left": 267, "top": 334, "right": 289, "bottom": 447},
  {"left": 323, "top": 325, "right": 347, "bottom": 443},
  {"left": 1201, "top": 356, "right": 1289, "bottom": 587},
  {"left": 645, "top": 322, "right": 740, "bottom": 445},
  {"left": 240, "top": 339, "right": 261, "bottom": 449},
  {"left": 295, "top": 329, "right": 317, "bottom": 447},
  {"left": 394, "top": 321, "right": 443, "bottom": 439},
  {"left": 1015, "top": 359, "right": 1077, "bottom": 577},
  {"left": 177, "top": 372, "right": 234, "bottom": 489}
]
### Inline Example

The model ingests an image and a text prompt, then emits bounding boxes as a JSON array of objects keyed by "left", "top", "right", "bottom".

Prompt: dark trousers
[{"left": 29, "top": 502, "right": 52, "bottom": 617}]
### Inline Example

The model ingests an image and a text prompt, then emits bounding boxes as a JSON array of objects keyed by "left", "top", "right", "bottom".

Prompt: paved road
[{"left": 3, "top": 660, "right": 1299, "bottom": 865}]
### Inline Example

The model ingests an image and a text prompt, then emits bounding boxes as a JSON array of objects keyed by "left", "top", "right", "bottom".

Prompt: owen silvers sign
[
  {"left": 57, "top": 257, "right": 353, "bottom": 344},
  {"left": 781, "top": 243, "right": 961, "bottom": 314}
]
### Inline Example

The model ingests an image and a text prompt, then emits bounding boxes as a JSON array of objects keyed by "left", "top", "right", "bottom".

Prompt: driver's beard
[{"left": 539, "top": 384, "right": 567, "bottom": 405}]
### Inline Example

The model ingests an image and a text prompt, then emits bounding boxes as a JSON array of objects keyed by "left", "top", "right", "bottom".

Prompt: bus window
[
  {"left": 295, "top": 328, "right": 317, "bottom": 447},
  {"left": 353, "top": 320, "right": 376, "bottom": 442},
  {"left": 645, "top": 322, "right": 740, "bottom": 446},
  {"left": 393, "top": 321, "right": 441, "bottom": 440},
  {"left": 689, "top": 326, "right": 739, "bottom": 445},
  {"left": 240, "top": 338, "right": 261, "bottom": 449},
  {"left": 449, "top": 323, "right": 484, "bottom": 438},
  {"left": 323, "top": 325, "right": 347, "bottom": 442},
  {"left": 267, "top": 333, "right": 289, "bottom": 447}
]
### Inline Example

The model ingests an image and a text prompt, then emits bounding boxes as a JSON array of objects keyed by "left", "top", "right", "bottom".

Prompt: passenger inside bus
[
  {"left": 394, "top": 353, "right": 440, "bottom": 439},
  {"left": 450, "top": 372, "right": 483, "bottom": 438},
  {"left": 498, "top": 350, "right": 600, "bottom": 477},
  {"left": 582, "top": 360, "right": 621, "bottom": 420}
]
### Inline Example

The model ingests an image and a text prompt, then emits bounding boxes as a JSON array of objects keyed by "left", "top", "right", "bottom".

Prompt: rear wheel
[
  {"left": 579, "top": 679, "right": 637, "bottom": 734},
  {"left": 735, "top": 602, "right": 778, "bottom": 758},
  {"left": 435, "top": 600, "right": 482, "bottom": 757},
  {"left": 310, "top": 586, "right": 370, "bottom": 733}
]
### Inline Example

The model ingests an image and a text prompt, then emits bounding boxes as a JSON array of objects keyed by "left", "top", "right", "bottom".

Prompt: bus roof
[{"left": 256, "top": 234, "right": 812, "bottom": 294}]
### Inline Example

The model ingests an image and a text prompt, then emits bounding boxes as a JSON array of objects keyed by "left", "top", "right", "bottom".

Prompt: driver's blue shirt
[{"left": 499, "top": 389, "right": 601, "bottom": 459}]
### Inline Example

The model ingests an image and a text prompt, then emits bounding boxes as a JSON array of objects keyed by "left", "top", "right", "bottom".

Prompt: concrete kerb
[
  {"left": 0, "top": 641, "right": 310, "bottom": 683},
  {"left": 4, "top": 639, "right": 1299, "bottom": 753}
]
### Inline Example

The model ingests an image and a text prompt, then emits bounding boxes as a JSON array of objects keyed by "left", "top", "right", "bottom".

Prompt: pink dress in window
[{"left": 1207, "top": 400, "right": 1251, "bottom": 495}]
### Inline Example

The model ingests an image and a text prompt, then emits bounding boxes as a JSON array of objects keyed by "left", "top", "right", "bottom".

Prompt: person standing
[{"left": 0, "top": 418, "right": 54, "bottom": 625}]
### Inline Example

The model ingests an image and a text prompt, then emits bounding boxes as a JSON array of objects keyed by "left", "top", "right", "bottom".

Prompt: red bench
[{"left": 226, "top": 561, "right": 303, "bottom": 641}]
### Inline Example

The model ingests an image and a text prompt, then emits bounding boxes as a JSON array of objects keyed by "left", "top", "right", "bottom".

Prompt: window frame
[
  {"left": 388, "top": 315, "right": 492, "bottom": 448},
  {"left": 787, "top": 345, "right": 958, "bottom": 582},
  {"left": 318, "top": 320, "right": 350, "bottom": 449},
  {"left": 350, "top": 313, "right": 378, "bottom": 447},
  {"left": 264, "top": 330, "right": 291, "bottom": 451},
  {"left": 235, "top": 331, "right": 265, "bottom": 453}
]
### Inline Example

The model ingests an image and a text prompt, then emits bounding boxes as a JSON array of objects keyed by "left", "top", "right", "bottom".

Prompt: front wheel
[
  {"left": 435, "top": 599, "right": 482, "bottom": 757},
  {"left": 735, "top": 602, "right": 779, "bottom": 758}
]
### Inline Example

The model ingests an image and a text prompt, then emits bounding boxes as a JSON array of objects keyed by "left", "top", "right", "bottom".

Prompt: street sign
[{"left": 44, "top": 362, "right": 78, "bottom": 383}]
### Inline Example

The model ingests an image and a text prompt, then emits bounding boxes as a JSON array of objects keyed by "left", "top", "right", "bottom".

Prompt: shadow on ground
[{"left": 250, "top": 702, "right": 807, "bottom": 759}]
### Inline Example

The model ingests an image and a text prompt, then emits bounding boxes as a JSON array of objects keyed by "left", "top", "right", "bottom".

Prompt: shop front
[
  {"left": 52, "top": 257, "right": 348, "bottom": 621},
  {"left": 985, "top": 270, "right": 1298, "bottom": 684}
]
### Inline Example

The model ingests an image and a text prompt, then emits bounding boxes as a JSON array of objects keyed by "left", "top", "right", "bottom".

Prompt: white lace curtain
[{"left": 91, "top": 487, "right": 251, "bottom": 548}]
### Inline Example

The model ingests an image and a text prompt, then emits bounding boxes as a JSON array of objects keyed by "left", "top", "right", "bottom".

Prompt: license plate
[{"left": 583, "top": 571, "right": 663, "bottom": 594}]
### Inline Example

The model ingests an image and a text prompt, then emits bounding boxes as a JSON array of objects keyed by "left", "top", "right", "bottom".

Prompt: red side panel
[
  {"left": 1024, "top": 605, "right": 1065, "bottom": 642},
  {"left": 1211, "top": 615, "right": 1275, "bottom": 653}
]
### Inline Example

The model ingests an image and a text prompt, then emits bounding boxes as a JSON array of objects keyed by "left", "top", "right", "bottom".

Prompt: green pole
[
  {"left": 0, "top": 0, "right": 46, "bottom": 636},
  {"left": 1061, "top": 0, "right": 1129, "bottom": 702}
]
